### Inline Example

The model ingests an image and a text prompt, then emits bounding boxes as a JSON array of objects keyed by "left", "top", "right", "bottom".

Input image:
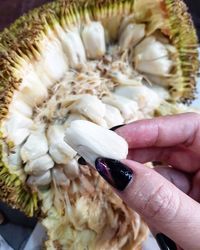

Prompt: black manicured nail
[
  {"left": 78, "top": 157, "right": 87, "bottom": 165},
  {"left": 95, "top": 158, "right": 133, "bottom": 191},
  {"left": 156, "top": 233, "right": 177, "bottom": 250},
  {"left": 110, "top": 124, "right": 124, "bottom": 131}
]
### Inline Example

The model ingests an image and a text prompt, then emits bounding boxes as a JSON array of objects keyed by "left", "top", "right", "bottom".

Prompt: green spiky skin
[
  {"left": 0, "top": 0, "right": 198, "bottom": 226},
  {"left": 165, "top": 0, "right": 199, "bottom": 103},
  {"left": 0, "top": 138, "right": 38, "bottom": 217}
]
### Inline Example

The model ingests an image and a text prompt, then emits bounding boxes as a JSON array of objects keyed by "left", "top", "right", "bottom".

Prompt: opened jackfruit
[{"left": 0, "top": 0, "right": 198, "bottom": 249}]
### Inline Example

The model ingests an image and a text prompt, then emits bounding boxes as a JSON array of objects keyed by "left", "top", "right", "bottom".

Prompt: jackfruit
[{"left": 0, "top": 0, "right": 198, "bottom": 249}]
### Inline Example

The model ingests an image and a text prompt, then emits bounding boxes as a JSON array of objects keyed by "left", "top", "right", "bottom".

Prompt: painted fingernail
[
  {"left": 110, "top": 124, "right": 124, "bottom": 131},
  {"left": 95, "top": 158, "right": 133, "bottom": 191},
  {"left": 78, "top": 157, "right": 87, "bottom": 165},
  {"left": 156, "top": 233, "right": 177, "bottom": 250}
]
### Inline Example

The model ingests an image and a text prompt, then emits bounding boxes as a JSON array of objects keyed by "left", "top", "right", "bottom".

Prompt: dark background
[
  {"left": 0, "top": 0, "right": 51, "bottom": 31},
  {"left": 0, "top": 0, "right": 199, "bottom": 41},
  {"left": 184, "top": 0, "right": 200, "bottom": 40}
]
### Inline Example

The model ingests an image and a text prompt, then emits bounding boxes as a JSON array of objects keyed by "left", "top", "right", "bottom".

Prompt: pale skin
[{"left": 114, "top": 112, "right": 200, "bottom": 250}]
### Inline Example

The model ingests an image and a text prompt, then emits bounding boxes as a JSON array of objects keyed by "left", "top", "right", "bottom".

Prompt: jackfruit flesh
[{"left": 0, "top": 0, "right": 198, "bottom": 249}]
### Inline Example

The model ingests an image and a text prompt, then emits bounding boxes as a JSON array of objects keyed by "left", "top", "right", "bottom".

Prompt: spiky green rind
[
  {"left": 164, "top": 0, "right": 199, "bottom": 102},
  {"left": 0, "top": 140, "right": 39, "bottom": 217}
]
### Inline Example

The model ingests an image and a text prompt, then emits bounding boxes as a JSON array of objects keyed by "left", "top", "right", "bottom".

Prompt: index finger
[{"left": 116, "top": 112, "right": 200, "bottom": 154}]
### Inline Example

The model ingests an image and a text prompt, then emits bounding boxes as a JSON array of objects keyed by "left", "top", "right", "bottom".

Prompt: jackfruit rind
[
  {"left": 0, "top": 138, "right": 38, "bottom": 216},
  {"left": 165, "top": 0, "right": 199, "bottom": 102}
]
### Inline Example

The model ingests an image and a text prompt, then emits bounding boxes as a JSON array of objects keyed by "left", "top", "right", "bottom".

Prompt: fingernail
[
  {"left": 78, "top": 157, "right": 87, "bottom": 165},
  {"left": 95, "top": 158, "right": 133, "bottom": 191},
  {"left": 110, "top": 124, "right": 124, "bottom": 131},
  {"left": 156, "top": 233, "right": 177, "bottom": 250}
]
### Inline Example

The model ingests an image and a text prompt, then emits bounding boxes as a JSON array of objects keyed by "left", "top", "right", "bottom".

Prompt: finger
[
  {"left": 95, "top": 158, "right": 200, "bottom": 250},
  {"left": 135, "top": 166, "right": 188, "bottom": 249},
  {"left": 116, "top": 113, "right": 200, "bottom": 154},
  {"left": 154, "top": 166, "right": 191, "bottom": 194},
  {"left": 189, "top": 169, "right": 200, "bottom": 202},
  {"left": 144, "top": 164, "right": 194, "bottom": 248},
  {"left": 128, "top": 146, "right": 200, "bottom": 172}
]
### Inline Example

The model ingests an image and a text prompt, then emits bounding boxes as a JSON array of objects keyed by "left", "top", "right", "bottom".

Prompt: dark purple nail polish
[
  {"left": 78, "top": 157, "right": 87, "bottom": 165},
  {"left": 110, "top": 124, "right": 124, "bottom": 131},
  {"left": 95, "top": 158, "right": 133, "bottom": 191},
  {"left": 156, "top": 233, "right": 177, "bottom": 250}
]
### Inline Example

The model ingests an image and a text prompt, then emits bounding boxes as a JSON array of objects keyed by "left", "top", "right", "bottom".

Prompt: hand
[{"left": 95, "top": 112, "right": 200, "bottom": 250}]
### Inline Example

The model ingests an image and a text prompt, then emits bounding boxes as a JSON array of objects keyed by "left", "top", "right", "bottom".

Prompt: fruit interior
[{"left": 0, "top": 0, "right": 198, "bottom": 249}]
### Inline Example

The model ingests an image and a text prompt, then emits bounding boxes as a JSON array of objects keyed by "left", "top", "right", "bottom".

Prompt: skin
[{"left": 114, "top": 112, "right": 200, "bottom": 250}]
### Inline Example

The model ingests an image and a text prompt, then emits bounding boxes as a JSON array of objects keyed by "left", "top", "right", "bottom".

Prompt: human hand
[{"left": 95, "top": 113, "right": 200, "bottom": 250}]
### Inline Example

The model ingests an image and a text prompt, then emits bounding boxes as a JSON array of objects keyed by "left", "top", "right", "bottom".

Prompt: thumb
[{"left": 95, "top": 158, "right": 200, "bottom": 250}]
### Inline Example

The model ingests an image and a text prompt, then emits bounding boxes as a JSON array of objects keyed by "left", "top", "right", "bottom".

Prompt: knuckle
[{"left": 142, "top": 184, "right": 179, "bottom": 222}]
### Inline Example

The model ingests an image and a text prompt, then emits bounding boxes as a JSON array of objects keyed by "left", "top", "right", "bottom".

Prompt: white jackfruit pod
[
  {"left": 150, "top": 85, "right": 170, "bottom": 100},
  {"left": 27, "top": 170, "right": 52, "bottom": 187},
  {"left": 134, "top": 36, "right": 173, "bottom": 76},
  {"left": 24, "top": 154, "right": 54, "bottom": 176},
  {"left": 119, "top": 14, "right": 135, "bottom": 34},
  {"left": 64, "top": 120, "right": 128, "bottom": 168},
  {"left": 4, "top": 111, "right": 33, "bottom": 145},
  {"left": 64, "top": 113, "right": 86, "bottom": 128},
  {"left": 34, "top": 64, "right": 52, "bottom": 88},
  {"left": 38, "top": 189, "right": 53, "bottom": 214},
  {"left": 104, "top": 105, "right": 124, "bottom": 128},
  {"left": 47, "top": 125, "right": 76, "bottom": 164},
  {"left": 145, "top": 73, "right": 171, "bottom": 87},
  {"left": 10, "top": 92, "right": 36, "bottom": 111},
  {"left": 38, "top": 37, "right": 68, "bottom": 83},
  {"left": 18, "top": 63, "right": 48, "bottom": 106},
  {"left": 52, "top": 168, "right": 70, "bottom": 187},
  {"left": 102, "top": 94, "right": 139, "bottom": 121},
  {"left": 67, "top": 95, "right": 107, "bottom": 126},
  {"left": 20, "top": 129, "right": 48, "bottom": 162},
  {"left": 114, "top": 85, "right": 162, "bottom": 114},
  {"left": 55, "top": 24, "right": 86, "bottom": 69},
  {"left": 82, "top": 22, "right": 106, "bottom": 59},
  {"left": 9, "top": 93, "right": 33, "bottom": 118},
  {"left": 63, "top": 159, "right": 80, "bottom": 179},
  {"left": 119, "top": 23, "right": 145, "bottom": 50},
  {"left": 108, "top": 71, "right": 142, "bottom": 86},
  {"left": 7, "top": 146, "right": 22, "bottom": 170}
]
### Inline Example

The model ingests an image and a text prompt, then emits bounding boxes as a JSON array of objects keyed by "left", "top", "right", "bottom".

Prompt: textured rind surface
[
  {"left": 0, "top": 138, "right": 38, "bottom": 216},
  {"left": 165, "top": 0, "right": 199, "bottom": 102},
  {"left": 0, "top": 0, "right": 198, "bottom": 247}
]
